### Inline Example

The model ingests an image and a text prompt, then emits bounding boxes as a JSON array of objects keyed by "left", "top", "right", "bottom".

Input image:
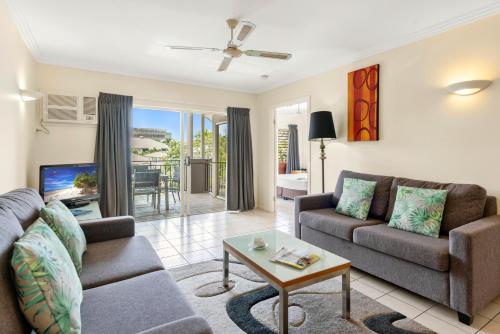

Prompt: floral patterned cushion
[
  {"left": 388, "top": 186, "right": 448, "bottom": 238},
  {"left": 336, "top": 178, "right": 377, "bottom": 220},
  {"left": 11, "top": 219, "right": 83, "bottom": 333},
  {"left": 40, "top": 200, "right": 87, "bottom": 274}
]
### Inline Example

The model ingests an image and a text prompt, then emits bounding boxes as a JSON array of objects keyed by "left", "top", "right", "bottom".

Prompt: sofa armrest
[
  {"left": 137, "top": 316, "right": 213, "bottom": 334},
  {"left": 79, "top": 216, "right": 135, "bottom": 243},
  {"left": 449, "top": 215, "right": 500, "bottom": 316},
  {"left": 294, "top": 192, "right": 335, "bottom": 238}
]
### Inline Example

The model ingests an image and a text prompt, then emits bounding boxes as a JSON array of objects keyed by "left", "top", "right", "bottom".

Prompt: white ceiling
[{"left": 7, "top": 0, "right": 500, "bottom": 93}]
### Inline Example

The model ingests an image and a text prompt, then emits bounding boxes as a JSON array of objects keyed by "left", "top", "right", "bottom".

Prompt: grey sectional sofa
[
  {"left": 0, "top": 188, "right": 213, "bottom": 334},
  {"left": 295, "top": 170, "right": 500, "bottom": 325}
]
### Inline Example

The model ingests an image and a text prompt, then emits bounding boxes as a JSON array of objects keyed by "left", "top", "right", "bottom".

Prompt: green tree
[
  {"left": 193, "top": 129, "right": 213, "bottom": 159},
  {"left": 162, "top": 137, "right": 180, "bottom": 160},
  {"left": 74, "top": 172, "right": 97, "bottom": 191}
]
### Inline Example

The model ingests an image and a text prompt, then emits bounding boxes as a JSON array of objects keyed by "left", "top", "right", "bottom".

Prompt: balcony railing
[
  {"left": 216, "top": 161, "right": 226, "bottom": 198},
  {"left": 131, "top": 158, "right": 226, "bottom": 199}
]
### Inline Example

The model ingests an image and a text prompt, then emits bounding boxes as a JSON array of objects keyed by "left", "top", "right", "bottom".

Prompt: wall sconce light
[
  {"left": 446, "top": 80, "right": 492, "bottom": 96},
  {"left": 19, "top": 89, "right": 43, "bottom": 102}
]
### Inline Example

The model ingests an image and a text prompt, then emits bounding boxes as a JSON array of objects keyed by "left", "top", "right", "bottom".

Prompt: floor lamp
[{"left": 308, "top": 111, "right": 337, "bottom": 193}]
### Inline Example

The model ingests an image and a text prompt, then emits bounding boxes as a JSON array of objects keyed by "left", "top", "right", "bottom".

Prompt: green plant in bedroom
[{"left": 74, "top": 172, "right": 97, "bottom": 194}]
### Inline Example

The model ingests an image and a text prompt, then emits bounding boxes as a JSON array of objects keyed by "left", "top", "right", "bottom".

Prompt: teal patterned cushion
[
  {"left": 388, "top": 186, "right": 448, "bottom": 238},
  {"left": 336, "top": 178, "right": 377, "bottom": 220},
  {"left": 40, "top": 200, "right": 87, "bottom": 274},
  {"left": 11, "top": 219, "right": 83, "bottom": 333}
]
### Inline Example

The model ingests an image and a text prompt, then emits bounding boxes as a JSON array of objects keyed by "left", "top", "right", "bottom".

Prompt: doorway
[
  {"left": 131, "top": 107, "right": 227, "bottom": 222},
  {"left": 273, "top": 100, "right": 310, "bottom": 215}
]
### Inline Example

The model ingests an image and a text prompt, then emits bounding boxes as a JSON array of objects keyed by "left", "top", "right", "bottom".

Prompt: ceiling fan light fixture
[{"left": 164, "top": 18, "right": 292, "bottom": 72}]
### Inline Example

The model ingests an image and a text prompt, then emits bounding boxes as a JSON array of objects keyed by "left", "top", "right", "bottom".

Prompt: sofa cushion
[
  {"left": 11, "top": 220, "right": 83, "bottom": 333},
  {"left": 81, "top": 270, "right": 197, "bottom": 334},
  {"left": 385, "top": 177, "right": 487, "bottom": 234},
  {"left": 353, "top": 224, "right": 450, "bottom": 271},
  {"left": 0, "top": 188, "right": 44, "bottom": 230},
  {"left": 300, "top": 208, "right": 383, "bottom": 241},
  {"left": 388, "top": 186, "right": 448, "bottom": 238},
  {"left": 336, "top": 178, "right": 376, "bottom": 220},
  {"left": 0, "top": 208, "right": 30, "bottom": 334},
  {"left": 41, "top": 200, "right": 87, "bottom": 274},
  {"left": 80, "top": 235, "right": 164, "bottom": 289},
  {"left": 335, "top": 170, "right": 394, "bottom": 219}
]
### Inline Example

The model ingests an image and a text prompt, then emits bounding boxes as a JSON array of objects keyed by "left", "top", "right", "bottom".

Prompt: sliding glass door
[
  {"left": 179, "top": 111, "right": 191, "bottom": 216},
  {"left": 131, "top": 107, "right": 226, "bottom": 221}
]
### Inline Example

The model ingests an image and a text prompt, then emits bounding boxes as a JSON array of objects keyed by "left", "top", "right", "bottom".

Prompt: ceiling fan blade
[
  {"left": 217, "top": 57, "right": 232, "bottom": 72},
  {"left": 235, "top": 21, "right": 256, "bottom": 44},
  {"left": 243, "top": 50, "right": 292, "bottom": 60},
  {"left": 165, "top": 45, "right": 221, "bottom": 51}
]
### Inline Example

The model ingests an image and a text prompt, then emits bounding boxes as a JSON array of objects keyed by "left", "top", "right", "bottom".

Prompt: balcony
[{"left": 131, "top": 159, "right": 226, "bottom": 222}]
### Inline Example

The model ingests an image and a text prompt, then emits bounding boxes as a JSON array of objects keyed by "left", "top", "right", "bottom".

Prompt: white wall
[
  {"left": 256, "top": 14, "right": 500, "bottom": 212},
  {"left": 0, "top": 0, "right": 37, "bottom": 193},
  {"left": 4, "top": 4, "right": 500, "bottom": 215},
  {"left": 31, "top": 64, "right": 258, "bottom": 192}
]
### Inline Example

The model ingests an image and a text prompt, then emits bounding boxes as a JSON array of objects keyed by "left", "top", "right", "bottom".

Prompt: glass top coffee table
[{"left": 223, "top": 230, "right": 351, "bottom": 334}]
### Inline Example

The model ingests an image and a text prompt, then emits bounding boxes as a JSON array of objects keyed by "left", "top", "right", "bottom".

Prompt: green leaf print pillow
[
  {"left": 336, "top": 178, "right": 377, "bottom": 220},
  {"left": 40, "top": 200, "right": 87, "bottom": 274},
  {"left": 388, "top": 186, "right": 448, "bottom": 238},
  {"left": 11, "top": 219, "right": 83, "bottom": 333}
]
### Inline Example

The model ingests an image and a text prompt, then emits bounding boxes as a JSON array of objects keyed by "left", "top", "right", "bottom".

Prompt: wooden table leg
[
  {"left": 223, "top": 249, "right": 229, "bottom": 287},
  {"left": 279, "top": 289, "right": 288, "bottom": 334},
  {"left": 342, "top": 269, "right": 350, "bottom": 319}
]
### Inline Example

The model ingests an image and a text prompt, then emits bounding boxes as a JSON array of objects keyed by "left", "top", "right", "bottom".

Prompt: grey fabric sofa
[
  {"left": 295, "top": 170, "right": 500, "bottom": 325},
  {"left": 0, "top": 188, "right": 213, "bottom": 334}
]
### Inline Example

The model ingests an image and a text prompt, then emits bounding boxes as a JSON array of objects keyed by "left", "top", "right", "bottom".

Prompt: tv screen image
[{"left": 40, "top": 164, "right": 98, "bottom": 203}]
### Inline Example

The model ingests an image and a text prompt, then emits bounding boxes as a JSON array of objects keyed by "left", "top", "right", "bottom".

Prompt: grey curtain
[
  {"left": 95, "top": 92, "right": 133, "bottom": 217},
  {"left": 286, "top": 124, "right": 300, "bottom": 173},
  {"left": 227, "top": 107, "right": 255, "bottom": 211}
]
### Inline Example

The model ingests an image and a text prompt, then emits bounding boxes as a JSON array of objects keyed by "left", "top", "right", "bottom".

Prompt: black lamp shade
[{"left": 309, "top": 111, "right": 337, "bottom": 141}]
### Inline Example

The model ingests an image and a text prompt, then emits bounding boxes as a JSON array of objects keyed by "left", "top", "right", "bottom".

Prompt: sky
[{"left": 133, "top": 108, "right": 212, "bottom": 140}]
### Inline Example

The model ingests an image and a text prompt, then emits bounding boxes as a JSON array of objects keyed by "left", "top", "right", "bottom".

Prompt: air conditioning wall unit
[{"left": 43, "top": 93, "right": 98, "bottom": 125}]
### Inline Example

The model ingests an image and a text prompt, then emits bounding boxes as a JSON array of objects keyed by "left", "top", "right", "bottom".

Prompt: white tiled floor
[{"left": 135, "top": 199, "right": 500, "bottom": 334}]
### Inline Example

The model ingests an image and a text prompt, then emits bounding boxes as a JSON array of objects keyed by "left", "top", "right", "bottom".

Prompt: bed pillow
[
  {"left": 40, "top": 200, "right": 87, "bottom": 274},
  {"left": 388, "top": 186, "right": 448, "bottom": 238},
  {"left": 11, "top": 219, "right": 83, "bottom": 333},
  {"left": 336, "top": 178, "right": 377, "bottom": 220}
]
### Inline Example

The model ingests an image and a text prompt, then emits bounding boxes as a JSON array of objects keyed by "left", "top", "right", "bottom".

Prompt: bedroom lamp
[{"left": 308, "top": 111, "right": 336, "bottom": 193}]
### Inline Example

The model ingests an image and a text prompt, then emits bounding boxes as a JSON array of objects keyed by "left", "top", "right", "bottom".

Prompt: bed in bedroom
[{"left": 276, "top": 173, "right": 308, "bottom": 199}]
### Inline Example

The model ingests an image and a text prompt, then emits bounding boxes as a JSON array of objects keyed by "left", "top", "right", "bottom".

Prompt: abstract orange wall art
[{"left": 348, "top": 64, "right": 379, "bottom": 141}]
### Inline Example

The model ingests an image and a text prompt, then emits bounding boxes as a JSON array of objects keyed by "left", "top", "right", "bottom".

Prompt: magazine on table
[{"left": 269, "top": 247, "right": 320, "bottom": 270}]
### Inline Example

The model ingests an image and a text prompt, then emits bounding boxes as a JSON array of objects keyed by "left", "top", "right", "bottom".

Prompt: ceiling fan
[{"left": 164, "top": 18, "right": 292, "bottom": 72}]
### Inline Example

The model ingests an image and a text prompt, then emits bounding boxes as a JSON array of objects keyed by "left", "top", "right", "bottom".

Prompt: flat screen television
[{"left": 39, "top": 163, "right": 99, "bottom": 203}]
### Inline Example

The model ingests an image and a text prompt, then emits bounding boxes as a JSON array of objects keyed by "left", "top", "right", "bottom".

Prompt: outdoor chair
[{"left": 132, "top": 170, "right": 161, "bottom": 213}]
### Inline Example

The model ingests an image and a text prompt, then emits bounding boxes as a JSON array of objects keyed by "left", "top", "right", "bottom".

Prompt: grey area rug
[{"left": 170, "top": 260, "right": 435, "bottom": 333}]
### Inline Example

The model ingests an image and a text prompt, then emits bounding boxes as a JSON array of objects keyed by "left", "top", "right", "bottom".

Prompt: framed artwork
[{"left": 348, "top": 64, "right": 379, "bottom": 141}]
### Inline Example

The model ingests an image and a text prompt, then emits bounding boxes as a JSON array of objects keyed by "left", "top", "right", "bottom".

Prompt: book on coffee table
[{"left": 269, "top": 246, "right": 320, "bottom": 270}]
